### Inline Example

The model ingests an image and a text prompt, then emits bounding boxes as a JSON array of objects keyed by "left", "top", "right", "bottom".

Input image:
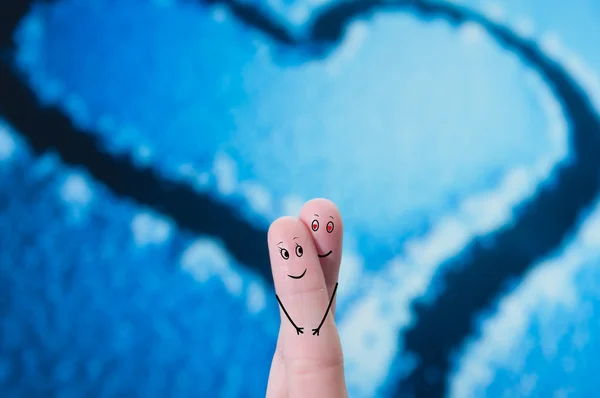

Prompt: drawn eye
[
  {"left": 295, "top": 244, "right": 303, "bottom": 257},
  {"left": 326, "top": 221, "right": 334, "bottom": 233},
  {"left": 279, "top": 247, "right": 290, "bottom": 260},
  {"left": 311, "top": 219, "right": 319, "bottom": 231}
]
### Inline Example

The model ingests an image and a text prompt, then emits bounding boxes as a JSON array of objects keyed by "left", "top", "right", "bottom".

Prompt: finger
[
  {"left": 268, "top": 216, "right": 347, "bottom": 398},
  {"left": 268, "top": 199, "right": 343, "bottom": 398},
  {"left": 299, "top": 198, "right": 343, "bottom": 314}
]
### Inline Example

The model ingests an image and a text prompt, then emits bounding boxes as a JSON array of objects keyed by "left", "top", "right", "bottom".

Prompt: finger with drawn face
[
  {"left": 267, "top": 216, "right": 347, "bottom": 398},
  {"left": 268, "top": 201, "right": 345, "bottom": 397},
  {"left": 299, "top": 198, "right": 343, "bottom": 313}
]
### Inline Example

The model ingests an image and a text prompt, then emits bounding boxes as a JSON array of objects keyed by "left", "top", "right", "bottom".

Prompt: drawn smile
[
  {"left": 318, "top": 251, "right": 332, "bottom": 258},
  {"left": 287, "top": 269, "right": 307, "bottom": 279}
]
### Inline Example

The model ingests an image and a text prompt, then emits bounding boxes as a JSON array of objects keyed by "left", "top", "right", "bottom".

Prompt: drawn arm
[
  {"left": 312, "top": 282, "right": 338, "bottom": 336},
  {"left": 276, "top": 294, "right": 304, "bottom": 335}
]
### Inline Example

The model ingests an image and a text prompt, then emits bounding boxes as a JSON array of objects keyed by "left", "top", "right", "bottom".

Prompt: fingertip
[
  {"left": 300, "top": 198, "right": 342, "bottom": 219},
  {"left": 267, "top": 216, "right": 298, "bottom": 245},
  {"left": 267, "top": 216, "right": 325, "bottom": 294},
  {"left": 299, "top": 198, "right": 343, "bottom": 270},
  {"left": 299, "top": 198, "right": 343, "bottom": 232}
]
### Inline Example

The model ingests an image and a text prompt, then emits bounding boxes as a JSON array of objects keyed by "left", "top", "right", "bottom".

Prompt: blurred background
[{"left": 1, "top": 0, "right": 600, "bottom": 397}]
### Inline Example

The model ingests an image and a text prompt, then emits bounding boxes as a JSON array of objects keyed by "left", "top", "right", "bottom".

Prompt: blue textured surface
[
  {"left": 450, "top": 205, "right": 600, "bottom": 397},
  {"left": 14, "top": 0, "right": 562, "bottom": 261},
  {"left": 2, "top": 0, "right": 600, "bottom": 396},
  {"left": 0, "top": 121, "right": 277, "bottom": 397}
]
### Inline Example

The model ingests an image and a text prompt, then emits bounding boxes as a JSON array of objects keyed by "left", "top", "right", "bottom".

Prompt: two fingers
[{"left": 266, "top": 199, "right": 347, "bottom": 398}]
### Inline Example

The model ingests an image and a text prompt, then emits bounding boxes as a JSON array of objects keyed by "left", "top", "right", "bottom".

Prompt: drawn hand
[
  {"left": 312, "top": 328, "right": 320, "bottom": 336},
  {"left": 296, "top": 327, "right": 304, "bottom": 335}
]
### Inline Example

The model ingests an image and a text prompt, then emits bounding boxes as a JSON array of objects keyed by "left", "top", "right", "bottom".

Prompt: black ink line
[
  {"left": 276, "top": 294, "right": 303, "bottom": 334},
  {"left": 318, "top": 250, "right": 332, "bottom": 258},
  {"left": 313, "top": 282, "right": 338, "bottom": 336},
  {"left": 287, "top": 269, "right": 307, "bottom": 279}
]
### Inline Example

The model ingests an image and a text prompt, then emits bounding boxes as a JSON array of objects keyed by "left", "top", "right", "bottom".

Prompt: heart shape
[{"left": 15, "top": 0, "right": 563, "bottom": 272}]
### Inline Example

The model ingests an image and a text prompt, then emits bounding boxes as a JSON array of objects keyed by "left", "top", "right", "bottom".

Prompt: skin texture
[
  {"left": 266, "top": 199, "right": 347, "bottom": 398},
  {"left": 299, "top": 199, "right": 343, "bottom": 315}
]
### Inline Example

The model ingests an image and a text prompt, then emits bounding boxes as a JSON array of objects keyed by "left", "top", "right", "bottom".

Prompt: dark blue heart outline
[{"left": 1, "top": 0, "right": 599, "bottom": 396}]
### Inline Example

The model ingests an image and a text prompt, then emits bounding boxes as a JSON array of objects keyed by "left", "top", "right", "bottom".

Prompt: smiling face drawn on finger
[
  {"left": 268, "top": 216, "right": 339, "bottom": 337},
  {"left": 299, "top": 198, "right": 343, "bottom": 269},
  {"left": 310, "top": 214, "right": 336, "bottom": 258},
  {"left": 268, "top": 216, "right": 325, "bottom": 290},
  {"left": 277, "top": 236, "right": 308, "bottom": 280}
]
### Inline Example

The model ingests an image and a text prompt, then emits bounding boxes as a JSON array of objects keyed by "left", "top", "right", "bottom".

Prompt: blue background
[{"left": 1, "top": 0, "right": 600, "bottom": 396}]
